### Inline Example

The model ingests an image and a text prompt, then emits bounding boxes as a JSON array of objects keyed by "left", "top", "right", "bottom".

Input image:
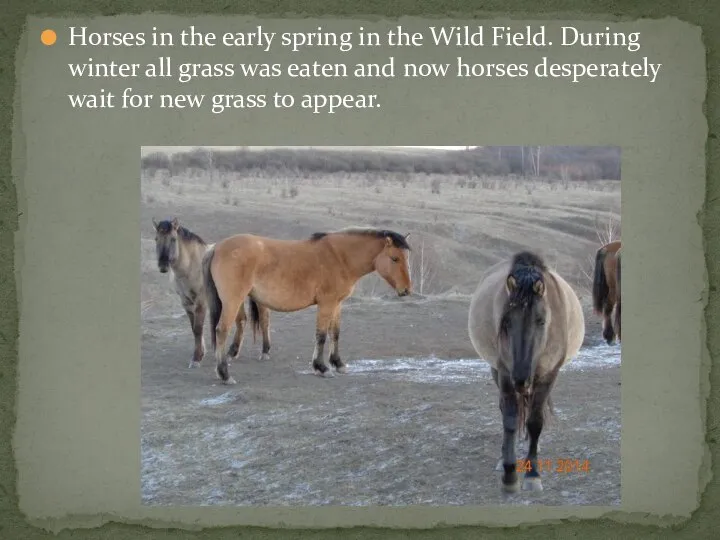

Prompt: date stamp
[{"left": 516, "top": 458, "right": 591, "bottom": 474}]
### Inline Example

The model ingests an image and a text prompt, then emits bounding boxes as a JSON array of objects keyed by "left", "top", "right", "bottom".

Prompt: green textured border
[{"left": 2, "top": 2, "right": 718, "bottom": 540}]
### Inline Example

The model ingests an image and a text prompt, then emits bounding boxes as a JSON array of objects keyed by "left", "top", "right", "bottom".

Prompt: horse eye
[
  {"left": 390, "top": 256, "right": 399, "bottom": 263},
  {"left": 536, "top": 318, "right": 545, "bottom": 326}
]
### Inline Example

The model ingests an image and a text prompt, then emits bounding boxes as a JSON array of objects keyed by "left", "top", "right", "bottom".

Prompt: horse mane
[
  {"left": 510, "top": 251, "right": 547, "bottom": 273},
  {"left": 309, "top": 227, "right": 411, "bottom": 250},
  {"left": 156, "top": 219, "right": 206, "bottom": 245},
  {"left": 498, "top": 251, "right": 547, "bottom": 335}
]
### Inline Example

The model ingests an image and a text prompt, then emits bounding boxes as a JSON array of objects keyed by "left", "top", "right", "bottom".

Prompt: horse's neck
[
  {"left": 171, "top": 241, "right": 200, "bottom": 276},
  {"left": 328, "top": 236, "right": 381, "bottom": 279}
]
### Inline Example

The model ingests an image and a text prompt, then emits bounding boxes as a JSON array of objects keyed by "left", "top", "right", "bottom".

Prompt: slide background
[{"left": 1, "top": 1, "right": 717, "bottom": 538}]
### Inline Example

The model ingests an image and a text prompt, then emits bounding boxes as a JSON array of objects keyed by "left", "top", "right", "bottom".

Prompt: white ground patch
[{"left": 296, "top": 344, "right": 621, "bottom": 382}]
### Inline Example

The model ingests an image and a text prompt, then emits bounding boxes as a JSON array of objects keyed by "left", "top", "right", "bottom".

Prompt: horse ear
[
  {"left": 171, "top": 218, "right": 179, "bottom": 230},
  {"left": 152, "top": 218, "right": 159, "bottom": 230},
  {"left": 506, "top": 275, "right": 517, "bottom": 293},
  {"left": 404, "top": 233, "right": 411, "bottom": 239},
  {"left": 533, "top": 279, "right": 546, "bottom": 297},
  {"left": 385, "top": 236, "right": 393, "bottom": 247}
]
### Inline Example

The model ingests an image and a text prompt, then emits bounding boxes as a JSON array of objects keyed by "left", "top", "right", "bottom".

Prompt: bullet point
[{"left": 41, "top": 29, "right": 57, "bottom": 46}]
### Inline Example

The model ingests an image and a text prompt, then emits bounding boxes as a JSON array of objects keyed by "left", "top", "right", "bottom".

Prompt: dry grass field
[{"left": 141, "top": 150, "right": 621, "bottom": 507}]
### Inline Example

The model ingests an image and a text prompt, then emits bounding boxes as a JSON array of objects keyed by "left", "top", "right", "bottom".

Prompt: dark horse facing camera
[{"left": 468, "top": 251, "right": 585, "bottom": 494}]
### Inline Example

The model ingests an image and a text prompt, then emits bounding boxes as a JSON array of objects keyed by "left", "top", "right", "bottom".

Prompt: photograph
[{"left": 140, "top": 145, "right": 622, "bottom": 506}]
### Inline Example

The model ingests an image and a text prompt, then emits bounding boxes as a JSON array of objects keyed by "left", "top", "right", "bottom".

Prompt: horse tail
[
  {"left": 248, "top": 297, "right": 260, "bottom": 344},
  {"left": 517, "top": 392, "right": 530, "bottom": 440},
  {"left": 516, "top": 392, "right": 555, "bottom": 440},
  {"left": 202, "top": 246, "right": 221, "bottom": 351},
  {"left": 592, "top": 247, "right": 609, "bottom": 315},
  {"left": 614, "top": 251, "right": 621, "bottom": 341}
]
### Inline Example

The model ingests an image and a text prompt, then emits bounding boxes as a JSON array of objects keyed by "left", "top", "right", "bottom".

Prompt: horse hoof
[
  {"left": 222, "top": 377, "right": 237, "bottom": 385},
  {"left": 522, "top": 477, "right": 543, "bottom": 492},
  {"left": 336, "top": 365, "right": 348, "bottom": 374},
  {"left": 314, "top": 369, "right": 334, "bottom": 378},
  {"left": 502, "top": 481, "right": 520, "bottom": 494},
  {"left": 258, "top": 353, "right": 270, "bottom": 362},
  {"left": 188, "top": 361, "right": 200, "bottom": 369}
]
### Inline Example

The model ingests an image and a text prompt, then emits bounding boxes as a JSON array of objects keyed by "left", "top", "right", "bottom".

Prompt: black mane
[
  {"left": 507, "top": 251, "right": 547, "bottom": 300},
  {"left": 310, "top": 228, "right": 411, "bottom": 250},
  {"left": 498, "top": 251, "right": 547, "bottom": 337},
  {"left": 510, "top": 251, "right": 547, "bottom": 273},
  {"left": 156, "top": 220, "right": 206, "bottom": 245}
]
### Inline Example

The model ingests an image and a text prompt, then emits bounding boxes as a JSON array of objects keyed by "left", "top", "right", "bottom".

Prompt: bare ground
[{"left": 141, "top": 169, "right": 621, "bottom": 506}]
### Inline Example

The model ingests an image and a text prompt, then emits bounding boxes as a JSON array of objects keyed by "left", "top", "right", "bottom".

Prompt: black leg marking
[
  {"left": 190, "top": 303, "right": 206, "bottom": 365},
  {"left": 329, "top": 327, "right": 345, "bottom": 370},
  {"left": 312, "top": 331, "right": 329, "bottom": 374},
  {"left": 216, "top": 359, "right": 231, "bottom": 382},
  {"left": 603, "top": 304, "right": 616, "bottom": 344},
  {"left": 499, "top": 374, "right": 519, "bottom": 491},
  {"left": 521, "top": 371, "right": 559, "bottom": 491}
]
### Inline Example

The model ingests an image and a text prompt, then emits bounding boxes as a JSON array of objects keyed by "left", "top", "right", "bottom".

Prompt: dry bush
[
  {"left": 430, "top": 178, "right": 442, "bottom": 194},
  {"left": 408, "top": 235, "right": 443, "bottom": 296}
]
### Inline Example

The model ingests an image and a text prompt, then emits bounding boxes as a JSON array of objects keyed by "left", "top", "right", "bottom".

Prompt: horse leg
[
  {"left": 328, "top": 306, "right": 346, "bottom": 374},
  {"left": 522, "top": 378, "right": 555, "bottom": 492},
  {"left": 614, "top": 300, "right": 621, "bottom": 343},
  {"left": 312, "top": 304, "right": 335, "bottom": 378},
  {"left": 188, "top": 301, "right": 206, "bottom": 368},
  {"left": 182, "top": 301, "right": 198, "bottom": 368},
  {"left": 498, "top": 375, "right": 520, "bottom": 492},
  {"left": 491, "top": 367, "right": 507, "bottom": 472},
  {"left": 602, "top": 301, "right": 616, "bottom": 345},
  {"left": 226, "top": 304, "right": 247, "bottom": 364},
  {"left": 214, "top": 298, "right": 245, "bottom": 385},
  {"left": 257, "top": 303, "right": 271, "bottom": 362}
]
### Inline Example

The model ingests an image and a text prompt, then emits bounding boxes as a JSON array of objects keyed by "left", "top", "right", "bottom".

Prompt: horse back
[{"left": 603, "top": 240, "right": 622, "bottom": 254}]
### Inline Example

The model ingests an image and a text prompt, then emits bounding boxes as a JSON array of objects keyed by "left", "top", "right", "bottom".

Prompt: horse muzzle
[
  {"left": 158, "top": 264, "right": 169, "bottom": 273},
  {"left": 397, "top": 288, "right": 410, "bottom": 297}
]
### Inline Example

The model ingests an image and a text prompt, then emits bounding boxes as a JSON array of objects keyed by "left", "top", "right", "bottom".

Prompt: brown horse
[
  {"left": 202, "top": 227, "right": 413, "bottom": 384},
  {"left": 614, "top": 249, "right": 621, "bottom": 342},
  {"left": 152, "top": 218, "right": 271, "bottom": 368},
  {"left": 468, "top": 252, "right": 585, "bottom": 493},
  {"left": 592, "top": 240, "right": 621, "bottom": 344}
]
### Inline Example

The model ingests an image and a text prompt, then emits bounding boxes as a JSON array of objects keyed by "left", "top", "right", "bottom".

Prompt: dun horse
[
  {"left": 592, "top": 240, "right": 621, "bottom": 344},
  {"left": 153, "top": 218, "right": 211, "bottom": 367},
  {"left": 468, "top": 252, "right": 585, "bottom": 493},
  {"left": 153, "top": 218, "right": 271, "bottom": 368},
  {"left": 202, "top": 227, "right": 412, "bottom": 385}
]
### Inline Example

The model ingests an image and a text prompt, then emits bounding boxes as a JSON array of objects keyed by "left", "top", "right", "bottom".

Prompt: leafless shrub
[
  {"left": 430, "top": 178, "right": 441, "bottom": 194},
  {"left": 408, "top": 236, "right": 443, "bottom": 296},
  {"left": 579, "top": 214, "right": 622, "bottom": 284}
]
